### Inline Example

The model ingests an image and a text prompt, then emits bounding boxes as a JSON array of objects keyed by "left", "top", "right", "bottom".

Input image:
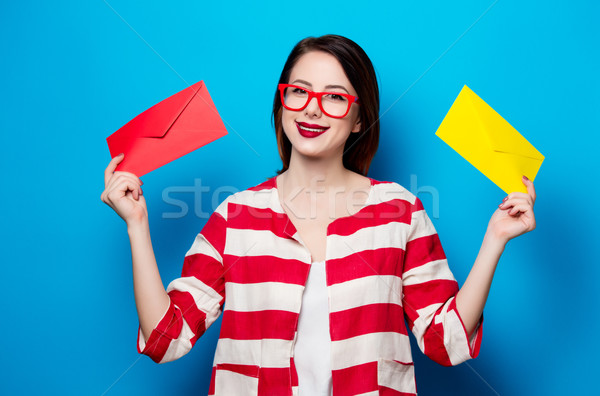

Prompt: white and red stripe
[{"left": 137, "top": 177, "right": 483, "bottom": 395}]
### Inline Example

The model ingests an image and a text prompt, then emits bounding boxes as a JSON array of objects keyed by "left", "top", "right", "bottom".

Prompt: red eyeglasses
[{"left": 278, "top": 84, "right": 359, "bottom": 118}]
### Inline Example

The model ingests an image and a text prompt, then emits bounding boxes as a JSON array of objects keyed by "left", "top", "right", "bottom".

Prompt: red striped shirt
[{"left": 137, "top": 177, "right": 483, "bottom": 395}]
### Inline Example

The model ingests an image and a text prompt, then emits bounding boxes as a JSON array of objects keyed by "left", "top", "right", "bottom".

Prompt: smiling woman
[
  {"left": 278, "top": 51, "right": 363, "bottom": 169},
  {"left": 273, "top": 36, "right": 380, "bottom": 177},
  {"left": 100, "top": 34, "right": 537, "bottom": 396}
]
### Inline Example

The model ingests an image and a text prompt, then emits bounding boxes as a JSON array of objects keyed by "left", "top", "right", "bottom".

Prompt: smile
[{"left": 296, "top": 122, "right": 329, "bottom": 138}]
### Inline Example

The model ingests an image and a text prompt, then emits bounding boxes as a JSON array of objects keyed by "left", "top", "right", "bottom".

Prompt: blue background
[{"left": 1, "top": 1, "right": 598, "bottom": 395}]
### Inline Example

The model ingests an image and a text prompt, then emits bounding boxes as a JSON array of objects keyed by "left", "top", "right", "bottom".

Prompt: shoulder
[
  {"left": 213, "top": 176, "right": 280, "bottom": 220},
  {"left": 368, "top": 177, "right": 420, "bottom": 207},
  {"left": 366, "top": 178, "right": 430, "bottom": 227}
]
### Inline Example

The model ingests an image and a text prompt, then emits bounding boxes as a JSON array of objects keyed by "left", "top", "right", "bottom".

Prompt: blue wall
[{"left": 1, "top": 1, "right": 598, "bottom": 395}]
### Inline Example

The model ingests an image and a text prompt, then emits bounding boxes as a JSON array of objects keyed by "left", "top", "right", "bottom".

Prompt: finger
[
  {"left": 104, "top": 153, "right": 125, "bottom": 186},
  {"left": 499, "top": 196, "right": 531, "bottom": 211},
  {"left": 504, "top": 192, "right": 529, "bottom": 201},
  {"left": 106, "top": 173, "right": 142, "bottom": 193},
  {"left": 112, "top": 171, "right": 143, "bottom": 187},
  {"left": 107, "top": 178, "right": 141, "bottom": 203},
  {"left": 131, "top": 186, "right": 143, "bottom": 201},
  {"left": 500, "top": 192, "right": 533, "bottom": 209},
  {"left": 522, "top": 175, "right": 536, "bottom": 203},
  {"left": 508, "top": 202, "right": 532, "bottom": 216}
]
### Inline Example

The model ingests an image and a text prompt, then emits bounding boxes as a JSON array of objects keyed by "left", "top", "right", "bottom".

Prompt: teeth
[{"left": 299, "top": 125, "right": 326, "bottom": 132}]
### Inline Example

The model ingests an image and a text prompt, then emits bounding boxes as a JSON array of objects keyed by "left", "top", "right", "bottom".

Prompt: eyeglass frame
[{"left": 278, "top": 83, "right": 360, "bottom": 119}]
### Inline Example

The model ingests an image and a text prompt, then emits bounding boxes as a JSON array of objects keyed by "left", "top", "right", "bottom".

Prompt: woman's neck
[{"left": 282, "top": 150, "right": 350, "bottom": 191}]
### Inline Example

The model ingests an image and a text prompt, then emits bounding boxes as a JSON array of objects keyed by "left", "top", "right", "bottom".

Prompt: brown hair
[{"left": 272, "top": 35, "right": 380, "bottom": 176}]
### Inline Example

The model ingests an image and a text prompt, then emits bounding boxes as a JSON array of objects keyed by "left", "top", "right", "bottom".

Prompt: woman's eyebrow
[
  {"left": 290, "top": 79, "right": 350, "bottom": 94},
  {"left": 324, "top": 84, "right": 350, "bottom": 94},
  {"left": 290, "top": 79, "right": 312, "bottom": 87}
]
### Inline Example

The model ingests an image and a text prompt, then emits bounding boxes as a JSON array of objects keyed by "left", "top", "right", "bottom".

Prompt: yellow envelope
[{"left": 435, "top": 85, "right": 544, "bottom": 194}]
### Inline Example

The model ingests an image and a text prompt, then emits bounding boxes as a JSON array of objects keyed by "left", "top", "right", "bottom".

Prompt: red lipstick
[{"left": 296, "top": 122, "right": 329, "bottom": 138}]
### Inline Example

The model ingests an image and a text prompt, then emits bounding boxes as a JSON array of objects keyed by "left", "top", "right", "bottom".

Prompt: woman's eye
[
  {"left": 326, "top": 93, "right": 347, "bottom": 102},
  {"left": 292, "top": 88, "right": 308, "bottom": 95}
]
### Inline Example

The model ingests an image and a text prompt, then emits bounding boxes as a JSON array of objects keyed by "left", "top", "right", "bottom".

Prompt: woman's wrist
[
  {"left": 127, "top": 215, "right": 150, "bottom": 236},
  {"left": 481, "top": 228, "right": 507, "bottom": 258}
]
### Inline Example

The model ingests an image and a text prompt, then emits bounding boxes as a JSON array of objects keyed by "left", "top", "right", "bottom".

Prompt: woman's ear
[{"left": 351, "top": 117, "right": 361, "bottom": 133}]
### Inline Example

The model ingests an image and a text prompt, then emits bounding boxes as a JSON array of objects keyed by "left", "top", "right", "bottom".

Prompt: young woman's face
[{"left": 281, "top": 51, "right": 361, "bottom": 163}]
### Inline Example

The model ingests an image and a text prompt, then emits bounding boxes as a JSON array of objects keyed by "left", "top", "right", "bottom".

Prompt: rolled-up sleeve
[{"left": 402, "top": 198, "right": 483, "bottom": 366}]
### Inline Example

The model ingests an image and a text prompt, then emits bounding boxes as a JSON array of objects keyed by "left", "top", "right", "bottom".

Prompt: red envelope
[{"left": 106, "top": 81, "right": 227, "bottom": 177}]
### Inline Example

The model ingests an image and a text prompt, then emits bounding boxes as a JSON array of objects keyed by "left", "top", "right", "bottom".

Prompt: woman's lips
[{"left": 296, "top": 122, "right": 329, "bottom": 138}]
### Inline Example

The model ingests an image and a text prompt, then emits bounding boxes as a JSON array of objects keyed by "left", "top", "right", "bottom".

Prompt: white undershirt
[{"left": 294, "top": 260, "right": 333, "bottom": 396}]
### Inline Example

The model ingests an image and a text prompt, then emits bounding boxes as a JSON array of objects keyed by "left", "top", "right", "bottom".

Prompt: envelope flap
[
  {"left": 435, "top": 85, "right": 492, "bottom": 155},
  {"left": 486, "top": 122, "right": 545, "bottom": 161},
  {"left": 467, "top": 86, "right": 545, "bottom": 161},
  {"left": 127, "top": 81, "right": 204, "bottom": 139}
]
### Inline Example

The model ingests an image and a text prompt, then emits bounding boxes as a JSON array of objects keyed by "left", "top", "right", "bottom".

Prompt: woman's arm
[
  {"left": 127, "top": 218, "right": 170, "bottom": 340},
  {"left": 456, "top": 176, "right": 537, "bottom": 336},
  {"left": 101, "top": 154, "right": 169, "bottom": 340}
]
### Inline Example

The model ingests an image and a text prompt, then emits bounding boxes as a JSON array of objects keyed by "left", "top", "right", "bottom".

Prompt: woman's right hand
[{"left": 101, "top": 153, "right": 147, "bottom": 226}]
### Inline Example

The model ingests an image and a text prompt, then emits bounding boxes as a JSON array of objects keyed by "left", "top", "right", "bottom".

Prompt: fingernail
[
  {"left": 498, "top": 203, "right": 504, "bottom": 208},
  {"left": 503, "top": 196, "right": 508, "bottom": 202},
  {"left": 118, "top": 153, "right": 124, "bottom": 157},
  {"left": 522, "top": 175, "right": 529, "bottom": 181}
]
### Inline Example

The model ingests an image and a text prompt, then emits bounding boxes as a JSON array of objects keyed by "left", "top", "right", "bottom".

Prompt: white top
[{"left": 294, "top": 260, "right": 333, "bottom": 396}]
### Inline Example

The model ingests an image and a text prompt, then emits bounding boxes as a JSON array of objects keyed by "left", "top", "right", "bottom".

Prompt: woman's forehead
[{"left": 288, "top": 51, "right": 356, "bottom": 94}]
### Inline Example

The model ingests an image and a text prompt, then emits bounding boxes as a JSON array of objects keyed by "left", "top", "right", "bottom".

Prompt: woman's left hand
[{"left": 487, "top": 175, "right": 537, "bottom": 245}]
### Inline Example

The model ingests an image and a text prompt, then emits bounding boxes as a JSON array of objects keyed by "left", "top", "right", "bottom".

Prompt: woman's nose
[{"left": 304, "top": 96, "right": 322, "bottom": 117}]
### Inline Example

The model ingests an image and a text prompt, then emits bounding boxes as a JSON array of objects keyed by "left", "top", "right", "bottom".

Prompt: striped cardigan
[{"left": 138, "top": 177, "right": 483, "bottom": 395}]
